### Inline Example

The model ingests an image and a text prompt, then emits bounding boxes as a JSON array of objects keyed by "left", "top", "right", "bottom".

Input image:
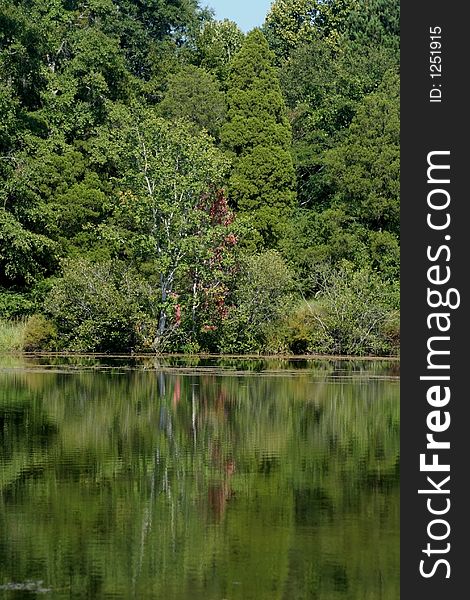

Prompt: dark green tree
[
  {"left": 281, "top": 71, "right": 399, "bottom": 290},
  {"left": 280, "top": 35, "right": 398, "bottom": 209},
  {"left": 0, "top": 0, "right": 208, "bottom": 314},
  {"left": 221, "top": 29, "right": 296, "bottom": 247},
  {"left": 324, "top": 71, "right": 400, "bottom": 236},
  {"left": 345, "top": 0, "right": 400, "bottom": 54},
  {"left": 159, "top": 65, "right": 226, "bottom": 138},
  {"left": 0, "top": 1, "right": 46, "bottom": 110}
]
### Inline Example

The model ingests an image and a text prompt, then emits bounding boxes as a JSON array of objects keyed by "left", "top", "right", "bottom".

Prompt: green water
[{"left": 0, "top": 356, "right": 399, "bottom": 599}]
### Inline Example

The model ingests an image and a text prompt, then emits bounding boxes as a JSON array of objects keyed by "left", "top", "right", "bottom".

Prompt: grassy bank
[{"left": 0, "top": 319, "right": 27, "bottom": 352}]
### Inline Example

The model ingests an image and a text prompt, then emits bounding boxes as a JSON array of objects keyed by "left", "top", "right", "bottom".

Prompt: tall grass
[{"left": 0, "top": 319, "right": 27, "bottom": 352}]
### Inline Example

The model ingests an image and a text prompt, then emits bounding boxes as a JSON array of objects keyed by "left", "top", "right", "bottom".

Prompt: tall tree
[
  {"left": 280, "top": 34, "right": 398, "bottom": 208},
  {"left": 324, "top": 71, "right": 399, "bottom": 236},
  {"left": 264, "top": 0, "right": 358, "bottom": 61},
  {"left": 193, "top": 19, "right": 244, "bottom": 84},
  {"left": 221, "top": 29, "right": 296, "bottom": 247},
  {"left": 158, "top": 65, "right": 226, "bottom": 138},
  {"left": 97, "top": 109, "right": 231, "bottom": 348},
  {"left": 345, "top": 0, "right": 399, "bottom": 53},
  {"left": 0, "top": 0, "right": 208, "bottom": 311}
]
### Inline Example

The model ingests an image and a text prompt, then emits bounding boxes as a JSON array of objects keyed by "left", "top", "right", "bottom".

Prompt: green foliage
[
  {"left": 194, "top": 19, "right": 245, "bottom": 83},
  {"left": 6, "top": 139, "right": 110, "bottom": 251},
  {"left": 159, "top": 65, "right": 226, "bottom": 137},
  {"left": 0, "top": 319, "right": 27, "bottom": 352},
  {"left": 97, "top": 110, "right": 230, "bottom": 348},
  {"left": 264, "top": 0, "right": 358, "bottom": 61},
  {"left": 281, "top": 206, "right": 400, "bottom": 294},
  {"left": 221, "top": 29, "right": 296, "bottom": 247},
  {"left": 222, "top": 30, "right": 291, "bottom": 150},
  {"left": 346, "top": 0, "right": 400, "bottom": 52},
  {"left": 282, "top": 209, "right": 357, "bottom": 293},
  {"left": 45, "top": 259, "right": 158, "bottom": 352},
  {"left": 280, "top": 37, "right": 398, "bottom": 207},
  {"left": 269, "top": 265, "right": 399, "bottom": 356},
  {"left": 0, "top": 209, "right": 57, "bottom": 287},
  {"left": 0, "top": 82, "right": 19, "bottom": 154},
  {"left": 258, "top": 254, "right": 401, "bottom": 357},
  {"left": 0, "top": 0, "right": 400, "bottom": 357},
  {"left": 314, "top": 265, "right": 399, "bottom": 355},
  {"left": 324, "top": 71, "right": 400, "bottom": 235},
  {"left": 279, "top": 58, "right": 399, "bottom": 283},
  {"left": 219, "top": 251, "right": 294, "bottom": 353},
  {"left": 0, "top": 1, "right": 46, "bottom": 110},
  {"left": 22, "top": 314, "right": 57, "bottom": 352},
  {"left": 0, "top": 0, "right": 211, "bottom": 315},
  {"left": 0, "top": 289, "right": 36, "bottom": 319}
]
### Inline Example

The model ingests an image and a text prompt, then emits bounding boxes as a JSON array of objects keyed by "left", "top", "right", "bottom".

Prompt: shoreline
[{"left": 0, "top": 350, "right": 400, "bottom": 361}]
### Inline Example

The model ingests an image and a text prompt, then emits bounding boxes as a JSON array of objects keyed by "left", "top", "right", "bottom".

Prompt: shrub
[
  {"left": 313, "top": 264, "right": 399, "bottom": 356},
  {"left": 45, "top": 259, "right": 159, "bottom": 353},
  {"left": 269, "top": 264, "right": 400, "bottom": 357},
  {"left": 218, "top": 251, "right": 295, "bottom": 353},
  {"left": 0, "top": 290, "right": 36, "bottom": 318},
  {"left": 23, "top": 314, "right": 57, "bottom": 351},
  {"left": 273, "top": 301, "right": 335, "bottom": 356}
]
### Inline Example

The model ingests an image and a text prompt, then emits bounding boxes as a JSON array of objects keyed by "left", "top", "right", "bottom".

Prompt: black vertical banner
[{"left": 401, "top": 2, "right": 469, "bottom": 598}]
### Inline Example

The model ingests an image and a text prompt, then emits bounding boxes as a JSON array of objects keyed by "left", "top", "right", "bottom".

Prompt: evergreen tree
[{"left": 221, "top": 29, "right": 296, "bottom": 247}]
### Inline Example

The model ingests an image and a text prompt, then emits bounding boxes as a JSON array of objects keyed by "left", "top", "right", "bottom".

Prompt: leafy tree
[
  {"left": 159, "top": 65, "right": 226, "bottom": 137},
  {"left": 107, "top": 0, "right": 209, "bottom": 79},
  {"left": 221, "top": 29, "right": 296, "bottom": 247},
  {"left": 0, "top": 0, "right": 212, "bottom": 310},
  {"left": 97, "top": 109, "right": 230, "bottom": 349},
  {"left": 0, "top": 209, "right": 56, "bottom": 287},
  {"left": 345, "top": 0, "right": 400, "bottom": 53},
  {"left": 40, "top": 25, "right": 131, "bottom": 138},
  {"left": 324, "top": 71, "right": 400, "bottom": 235},
  {"left": 0, "top": 0, "right": 401, "bottom": 356},
  {"left": 313, "top": 263, "right": 399, "bottom": 355},
  {"left": 280, "top": 35, "right": 398, "bottom": 208},
  {"left": 0, "top": 1, "right": 46, "bottom": 110},
  {"left": 281, "top": 207, "right": 369, "bottom": 293},
  {"left": 174, "top": 189, "right": 242, "bottom": 351},
  {"left": 193, "top": 19, "right": 244, "bottom": 83},
  {"left": 264, "top": 0, "right": 358, "bottom": 61},
  {"left": 1, "top": 0, "right": 208, "bottom": 138},
  {"left": 281, "top": 71, "right": 399, "bottom": 287},
  {"left": 6, "top": 139, "right": 110, "bottom": 251},
  {"left": 0, "top": 82, "right": 19, "bottom": 155}
]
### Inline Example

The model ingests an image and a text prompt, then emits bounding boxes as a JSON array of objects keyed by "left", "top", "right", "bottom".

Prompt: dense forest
[{"left": 0, "top": 0, "right": 400, "bottom": 356}]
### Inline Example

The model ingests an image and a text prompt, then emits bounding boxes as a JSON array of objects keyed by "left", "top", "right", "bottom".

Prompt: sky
[{"left": 205, "top": 0, "right": 273, "bottom": 32}]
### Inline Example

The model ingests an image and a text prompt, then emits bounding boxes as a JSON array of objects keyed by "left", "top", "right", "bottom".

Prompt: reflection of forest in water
[{"left": 0, "top": 358, "right": 399, "bottom": 599}]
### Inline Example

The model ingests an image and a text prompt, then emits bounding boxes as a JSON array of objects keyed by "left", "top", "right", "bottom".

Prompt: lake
[{"left": 0, "top": 356, "right": 399, "bottom": 599}]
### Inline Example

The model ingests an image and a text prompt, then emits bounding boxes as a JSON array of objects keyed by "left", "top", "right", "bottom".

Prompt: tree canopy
[{"left": 0, "top": 0, "right": 400, "bottom": 357}]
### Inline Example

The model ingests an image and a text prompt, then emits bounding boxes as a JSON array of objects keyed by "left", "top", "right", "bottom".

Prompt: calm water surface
[{"left": 0, "top": 356, "right": 399, "bottom": 599}]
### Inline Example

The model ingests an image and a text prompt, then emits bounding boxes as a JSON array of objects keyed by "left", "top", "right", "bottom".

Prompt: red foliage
[{"left": 175, "top": 303, "right": 181, "bottom": 326}]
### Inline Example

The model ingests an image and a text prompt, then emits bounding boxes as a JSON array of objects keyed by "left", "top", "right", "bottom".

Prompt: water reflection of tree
[{"left": 0, "top": 365, "right": 399, "bottom": 599}]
